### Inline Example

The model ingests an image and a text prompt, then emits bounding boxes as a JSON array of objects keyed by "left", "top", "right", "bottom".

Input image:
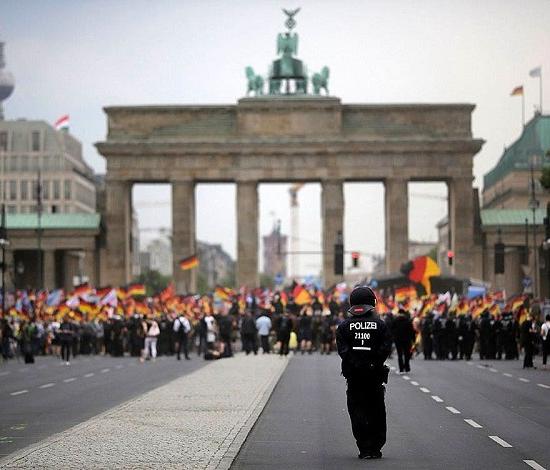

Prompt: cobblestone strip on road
[{"left": 0, "top": 354, "right": 289, "bottom": 470}]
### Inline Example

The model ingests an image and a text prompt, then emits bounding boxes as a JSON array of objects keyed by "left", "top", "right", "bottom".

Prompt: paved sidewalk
[{"left": 0, "top": 354, "right": 289, "bottom": 469}]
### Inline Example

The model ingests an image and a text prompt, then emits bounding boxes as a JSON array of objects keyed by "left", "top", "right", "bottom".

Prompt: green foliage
[
  {"left": 133, "top": 269, "right": 171, "bottom": 296},
  {"left": 540, "top": 166, "right": 550, "bottom": 190},
  {"left": 259, "top": 272, "right": 275, "bottom": 289}
]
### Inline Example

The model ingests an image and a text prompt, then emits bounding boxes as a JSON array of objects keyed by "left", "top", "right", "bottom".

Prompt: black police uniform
[{"left": 336, "top": 287, "right": 392, "bottom": 459}]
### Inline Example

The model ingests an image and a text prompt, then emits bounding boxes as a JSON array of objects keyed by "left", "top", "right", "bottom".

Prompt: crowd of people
[{"left": 1, "top": 283, "right": 550, "bottom": 372}]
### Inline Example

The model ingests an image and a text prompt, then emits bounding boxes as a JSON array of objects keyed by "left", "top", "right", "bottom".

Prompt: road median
[{"left": 1, "top": 354, "right": 289, "bottom": 469}]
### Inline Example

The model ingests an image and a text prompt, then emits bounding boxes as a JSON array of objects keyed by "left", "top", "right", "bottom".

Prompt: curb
[{"left": 209, "top": 355, "right": 290, "bottom": 470}]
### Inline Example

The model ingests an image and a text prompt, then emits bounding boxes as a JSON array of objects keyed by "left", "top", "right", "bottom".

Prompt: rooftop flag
[
  {"left": 510, "top": 85, "right": 523, "bottom": 96},
  {"left": 54, "top": 114, "right": 69, "bottom": 131}
]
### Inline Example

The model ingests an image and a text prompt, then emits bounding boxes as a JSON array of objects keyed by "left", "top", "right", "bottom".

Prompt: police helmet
[{"left": 349, "top": 285, "right": 377, "bottom": 308}]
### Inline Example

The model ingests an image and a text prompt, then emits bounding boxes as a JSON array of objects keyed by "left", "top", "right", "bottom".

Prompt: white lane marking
[
  {"left": 524, "top": 459, "right": 546, "bottom": 470},
  {"left": 537, "top": 383, "right": 550, "bottom": 389},
  {"left": 488, "top": 435, "right": 512, "bottom": 448},
  {"left": 419, "top": 387, "right": 431, "bottom": 393},
  {"left": 63, "top": 377, "right": 76, "bottom": 383},
  {"left": 503, "top": 373, "right": 513, "bottom": 377},
  {"left": 446, "top": 406, "right": 461, "bottom": 414},
  {"left": 115, "top": 364, "right": 123, "bottom": 369},
  {"left": 37, "top": 365, "right": 47, "bottom": 370},
  {"left": 100, "top": 368, "right": 110, "bottom": 373},
  {"left": 519, "top": 378, "right": 530, "bottom": 383},
  {"left": 431, "top": 395, "right": 444, "bottom": 403},
  {"left": 10, "top": 390, "right": 28, "bottom": 396},
  {"left": 18, "top": 368, "right": 29, "bottom": 373},
  {"left": 489, "top": 368, "right": 498, "bottom": 373},
  {"left": 477, "top": 365, "right": 485, "bottom": 369},
  {"left": 410, "top": 381, "right": 419, "bottom": 386},
  {"left": 402, "top": 375, "right": 410, "bottom": 380},
  {"left": 38, "top": 383, "right": 55, "bottom": 389},
  {"left": 84, "top": 373, "right": 94, "bottom": 378},
  {"left": 464, "top": 419, "right": 483, "bottom": 428},
  {"left": 466, "top": 361, "right": 474, "bottom": 365},
  {"left": 0, "top": 371, "right": 10, "bottom": 376}
]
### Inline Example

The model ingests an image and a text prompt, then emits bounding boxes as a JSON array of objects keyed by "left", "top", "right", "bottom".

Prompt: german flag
[
  {"left": 73, "top": 283, "right": 92, "bottom": 298},
  {"left": 127, "top": 283, "right": 146, "bottom": 297},
  {"left": 395, "top": 285, "right": 417, "bottom": 303},
  {"left": 510, "top": 85, "right": 523, "bottom": 96},
  {"left": 159, "top": 283, "right": 175, "bottom": 303},
  {"left": 293, "top": 284, "right": 312, "bottom": 306},
  {"left": 214, "top": 286, "right": 234, "bottom": 301},
  {"left": 179, "top": 255, "right": 199, "bottom": 271}
]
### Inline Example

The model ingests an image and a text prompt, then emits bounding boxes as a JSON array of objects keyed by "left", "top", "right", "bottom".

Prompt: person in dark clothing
[
  {"left": 241, "top": 311, "right": 258, "bottom": 355},
  {"left": 298, "top": 307, "right": 313, "bottom": 354},
  {"left": 59, "top": 317, "right": 75, "bottom": 365},
  {"left": 421, "top": 314, "right": 433, "bottom": 360},
  {"left": 277, "top": 311, "right": 293, "bottom": 356},
  {"left": 320, "top": 314, "right": 335, "bottom": 354},
  {"left": 217, "top": 311, "right": 233, "bottom": 357},
  {"left": 457, "top": 314, "right": 475, "bottom": 360},
  {"left": 336, "top": 286, "right": 392, "bottom": 460},
  {"left": 521, "top": 314, "right": 537, "bottom": 369},
  {"left": 445, "top": 314, "right": 458, "bottom": 360},
  {"left": 1, "top": 319, "right": 14, "bottom": 359},
  {"left": 478, "top": 311, "right": 492, "bottom": 360},
  {"left": 173, "top": 314, "right": 191, "bottom": 360},
  {"left": 392, "top": 309, "right": 415, "bottom": 373},
  {"left": 19, "top": 321, "right": 36, "bottom": 364},
  {"left": 432, "top": 315, "right": 445, "bottom": 360},
  {"left": 111, "top": 317, "right": 124, "bottom": 357},
  {"left": 493, "top": 315, "right": 504, "bottom": 360}
]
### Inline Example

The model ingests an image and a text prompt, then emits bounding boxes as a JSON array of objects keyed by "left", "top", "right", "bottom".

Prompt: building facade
[
  {"left": 262, "top": 226, "right": 287, "bottom": 280},
  {"left": 197, "top": 241, "right": 235, "bottom": 289},
  {"left": 0, "top": 120, "right": 97, "bottom": 214}
]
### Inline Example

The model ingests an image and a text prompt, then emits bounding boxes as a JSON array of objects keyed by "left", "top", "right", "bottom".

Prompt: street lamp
[
  {"left": 529, "top": 155, "right": 541, "bottom": 298},
  {"left": 0, "top": 203, "right": 9, "bottom": 317}
]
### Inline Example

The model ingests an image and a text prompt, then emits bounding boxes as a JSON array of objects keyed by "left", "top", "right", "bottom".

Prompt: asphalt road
[
  {"left": 232, "top": 354, "right": 550, "bottom": 470},
  {"left": 0, "top": 353, "right": 206, "bottom": 458}
]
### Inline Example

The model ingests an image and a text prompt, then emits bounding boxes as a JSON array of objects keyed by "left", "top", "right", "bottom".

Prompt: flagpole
[
  {"left": 540, "top": 71, "right": 543, "bottom": 113},
  {"left": 522, "top": 91, "right": 525, "bottom": 127}
]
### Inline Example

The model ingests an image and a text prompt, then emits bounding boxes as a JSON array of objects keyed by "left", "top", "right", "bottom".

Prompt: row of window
[
  {"left": 0, "top": 180, "right": 72, "bottom": 202},
  {"left": 0, "top": 154, "right": 68, "bottom": 172},
  {"left": 0, "top": 130, "right": 42, "bottom": 152}
]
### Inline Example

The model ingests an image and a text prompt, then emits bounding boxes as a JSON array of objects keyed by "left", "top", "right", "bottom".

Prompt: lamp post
[
  {"left": 0, "top": 203, "right": 9, "bottom": 317},
  {"left": 529, "top": 156, "right": 540, "bottom": 298},
  {"left": 36, "top": 170, "right": 43, "bottom": 290}
]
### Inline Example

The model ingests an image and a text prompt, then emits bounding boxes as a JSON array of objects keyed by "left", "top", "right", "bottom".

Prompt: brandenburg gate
[{"left": 96, "top": 10, "right": 483, "bottom": 293}]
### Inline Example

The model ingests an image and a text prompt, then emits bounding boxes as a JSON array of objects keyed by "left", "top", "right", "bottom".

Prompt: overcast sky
[{"left": 2, "top": 0, "right": 549, "bottom": 277}]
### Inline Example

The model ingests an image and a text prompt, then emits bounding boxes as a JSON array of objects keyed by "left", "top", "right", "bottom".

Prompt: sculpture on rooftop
[
  {"left": 245, "top": 66, "right": 265, "bottom": 96},
  {"left": 244, "top": 8, "right": 329, "bottom": 97}
]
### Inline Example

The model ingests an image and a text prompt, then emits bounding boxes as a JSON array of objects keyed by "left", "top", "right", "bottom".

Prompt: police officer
[{"left": 336, "top": 286, "right": 392, "bottom": 460}]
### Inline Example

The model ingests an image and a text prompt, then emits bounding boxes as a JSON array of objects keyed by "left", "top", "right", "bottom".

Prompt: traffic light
[
  {"left": 447, "top": 250, "right": 454, "bottom": 266},
  {"left": 495, "top": 242, "right": 505, "bottom": 274},
  {"left": 334, "top": 231, "right": 344, "bottom": 275},
  {"left": 351, "top": 251, "right": 360, "bottom": 268}
]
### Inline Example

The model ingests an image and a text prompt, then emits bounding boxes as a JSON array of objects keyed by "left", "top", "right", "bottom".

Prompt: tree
[
  {"left": 540, "top": 151, "right": 550, "bottom": 190},
  {"left": 133, "top": 269, "right": 171, "bottom": 296}
]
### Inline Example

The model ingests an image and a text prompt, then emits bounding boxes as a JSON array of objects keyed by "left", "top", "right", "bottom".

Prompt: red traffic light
[
  {"left": 351, "top": 251, "right": 360, "bottom": 259},
  {"left": 447, "top": 250, "right": 454, "bottom": 266}
]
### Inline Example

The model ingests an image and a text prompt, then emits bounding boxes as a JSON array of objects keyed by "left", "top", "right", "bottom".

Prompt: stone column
[
  {"left": 104, "top": 180, "right": 132, "bottom": 286},
  {"left": 448, "top": 177, "right": 474, "bottom": 277},
  {"left": 322, "top": 179, "right": 344, "bottom": 288},
  {"left": 385, "top": 178, "right": 408, "bottom": 274},
  {"left": 43, "top": 250, "right": 56, "bottom": 290},
  {"left": 172, "top": 181, "right": 196, "bottom": 293},
  {"left": 236, "top": 181, "right": 259, "bottom": 287}
]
